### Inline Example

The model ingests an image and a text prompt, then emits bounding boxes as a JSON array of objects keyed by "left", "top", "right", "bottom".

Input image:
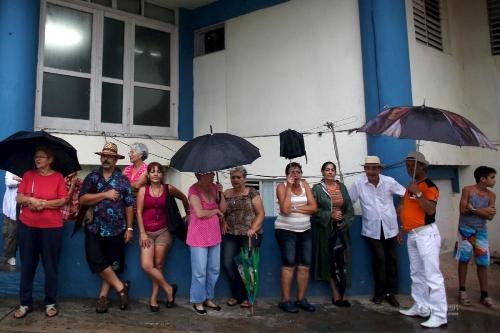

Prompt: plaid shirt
[
  {"left": 79, "top": 168, "right": 134, "bottom": 237},
  {"left": 61, "top": 177, "right": 82, "bottom": 221}
]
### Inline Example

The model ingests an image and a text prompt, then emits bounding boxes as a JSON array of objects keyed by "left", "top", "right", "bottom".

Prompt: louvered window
[
  {"left": 413, "top": 0, "right": 443, "bottom": 51},
  {"left": 487, "top": 0, "right": 500, "bottom": 55}
]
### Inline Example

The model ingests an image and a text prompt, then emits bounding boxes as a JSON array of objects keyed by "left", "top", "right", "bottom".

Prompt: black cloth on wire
[{"left": 279, "top": 129, "right": 307, "bottom": 162}]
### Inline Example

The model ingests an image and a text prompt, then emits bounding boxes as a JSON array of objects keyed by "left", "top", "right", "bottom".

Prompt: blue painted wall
[
  {"left": 0, "top": 0, "right": 40, "bottom": 212},
  {"left": 358, "top": 0, "right": 415, "bottom": 183},
  {"left": 177, "top": 0, "right": 288, "bottom": 140},
  {"left": 0, "top": 216, "right": 410, "bottom": 299}
]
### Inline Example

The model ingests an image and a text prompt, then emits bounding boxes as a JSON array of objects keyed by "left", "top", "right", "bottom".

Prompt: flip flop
[
  {"left": 240, "top": 300, "right": 251, "bottom": 308},
  {"left": 45, "top": 304, "right": 58, "bottom": 318},
  {"left": 14, "top": 305, "right": 33, "bottom": 319},
  {"left": 226, "top": 298, "right": 239, "bottom": 306}
]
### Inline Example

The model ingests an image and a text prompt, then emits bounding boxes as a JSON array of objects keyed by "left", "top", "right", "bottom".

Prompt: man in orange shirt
[{"left": 398, "top": 152, "right": 447, "bottom": 328}]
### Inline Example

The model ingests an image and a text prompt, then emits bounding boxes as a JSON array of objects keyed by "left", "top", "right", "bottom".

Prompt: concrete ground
[{"left": 1, "top": 254, "right": 499, "bottom": 333}]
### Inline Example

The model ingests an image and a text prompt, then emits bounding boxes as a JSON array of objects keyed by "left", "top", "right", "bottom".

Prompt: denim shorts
[{"left": 275, "top": 228, "right": 312, "bottom": 267}]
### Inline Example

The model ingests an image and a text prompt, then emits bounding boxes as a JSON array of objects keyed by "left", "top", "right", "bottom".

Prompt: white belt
[{"left": 408, "top": 223, "right": 434, "bottom": 234}]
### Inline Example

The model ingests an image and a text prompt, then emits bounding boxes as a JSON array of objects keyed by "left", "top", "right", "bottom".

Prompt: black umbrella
[
  {"left": 170, "top": 133, "right": 261, "bottom": 173},
  {"left": 329, "top": 223, "right": 347, "bottom": 297},
  {"left": 0, "top": 130, "right": 81, "bottom": 177},
  {"left": 358, "top": 105, "right": 496, "bottom": 150}
]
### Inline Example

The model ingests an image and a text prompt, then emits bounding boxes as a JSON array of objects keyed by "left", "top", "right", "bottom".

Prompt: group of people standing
[{"left": 4, "top": 141, "right": 497, "bottom": 329}]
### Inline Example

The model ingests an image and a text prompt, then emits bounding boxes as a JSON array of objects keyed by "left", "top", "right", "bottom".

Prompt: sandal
[
  {"left": 458, "top": 291, "right": 471, "bottom": 306},
  {"left": 166, "top": 284, "right": 178, "bottom": 308},
  {"left": 149, "top": 304, "right": 160, "bottom": 312},
  {"left": 117, "top": 281, "right": 130, "bottom": 310},
  {"left": 203, "top": 301, "right": 222, "bottom": 311},
  {"left": 45, "top": 304, "right": 58, "bottom": 318},
  {"left": 226, "top": 298, "right": 239, "bottom": 306},
  {"left": 240, "top": 300, "right": 251, "bottom": 308},
  {"left": 14, "top": 305, "right": 33, "bottom": 319},
  {"left": 96, "top": 296, "right": 108, "bottom": 313}
]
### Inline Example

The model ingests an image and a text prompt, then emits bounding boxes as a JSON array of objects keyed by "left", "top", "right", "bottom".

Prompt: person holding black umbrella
[
  {"left": 187, "top": 171, "right": 227, "bottom": 315},
  {"left": 14, "top": 146, "right": 68, "bottom": 318},
  {"left": 311, "top": 161, "right": 354, "bottom": 307}
]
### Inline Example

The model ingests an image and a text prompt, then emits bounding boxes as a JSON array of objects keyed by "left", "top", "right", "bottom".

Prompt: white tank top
[{"left": 275, "top": 181, "right": 311, "bottom": 232}]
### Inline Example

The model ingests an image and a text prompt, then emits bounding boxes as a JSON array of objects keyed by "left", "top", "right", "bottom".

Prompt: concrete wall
[
  {"left": 194, "top": 0, "right": 368, "bottom": 182},
  {"left": 405, "top": 0, "right": 500, "bottom": 253}
]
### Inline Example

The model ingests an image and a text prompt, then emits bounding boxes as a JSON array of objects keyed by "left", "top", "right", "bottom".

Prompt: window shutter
[
  {"left": 487, "top": 0, "right": 500, "bottom": 55},
  {"left": 413, "top": 0, "right": 443, "bottom": 51}
]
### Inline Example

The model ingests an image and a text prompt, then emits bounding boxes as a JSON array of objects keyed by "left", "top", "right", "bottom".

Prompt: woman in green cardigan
[{"left": 311, "top": 161, "right": 354, "bottom": 307}]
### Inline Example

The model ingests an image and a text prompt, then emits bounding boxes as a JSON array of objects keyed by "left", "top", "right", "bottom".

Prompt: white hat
[
  {"left": 361, "top": 156, "right": 382, "bottom": 166},
  {"left": 405, "top": 151, "right": 429, "bottom": 166}
]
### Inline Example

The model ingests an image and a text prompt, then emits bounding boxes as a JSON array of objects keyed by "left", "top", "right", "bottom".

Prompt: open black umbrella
[
  {"left": 0, "top": 130, "right": 81, "bottom": 177},
  {"left": 358, "top": 105, "right": 496, "bottom": 150},
  {"left": 170, "top": 133, "right": 261, "bottom": 173}
]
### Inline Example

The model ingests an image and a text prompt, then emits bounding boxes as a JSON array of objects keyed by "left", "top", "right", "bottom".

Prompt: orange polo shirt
[{"left": 400, "top": 178, "right": 439, "bottom": 232}]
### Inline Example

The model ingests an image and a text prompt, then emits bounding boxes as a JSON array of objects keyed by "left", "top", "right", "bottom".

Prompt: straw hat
[
  {"left": 95, "top": 142, "right": 125, "bottom": 159},
  {"left": 361, "top": 156, "right": 382, "bottom": 166},
  {"left": 405, "top": 151, "right": 429, "bottom": 166}
]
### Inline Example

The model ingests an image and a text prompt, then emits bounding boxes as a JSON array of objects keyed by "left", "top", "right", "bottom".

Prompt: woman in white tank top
[{"left": 275, "top": 162, "right": 318, "bottom": 313}]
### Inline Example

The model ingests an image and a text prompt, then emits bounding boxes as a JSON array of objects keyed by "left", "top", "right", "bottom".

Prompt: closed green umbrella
[{"left": 234, "top": 236, "right": 260, "bottom": 315}]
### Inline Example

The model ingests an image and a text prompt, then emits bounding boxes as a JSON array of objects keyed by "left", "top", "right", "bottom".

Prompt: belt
[{"left": 408, "top": 223, "right": 434, "bottom": 234}]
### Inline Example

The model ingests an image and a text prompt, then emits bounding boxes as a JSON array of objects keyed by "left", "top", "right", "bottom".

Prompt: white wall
[
  {"left": 406, "top": 0, "right": 500, "bottom": 253},
  {"left": 193, "top": 0, "right": 368, "bottom": 186}
]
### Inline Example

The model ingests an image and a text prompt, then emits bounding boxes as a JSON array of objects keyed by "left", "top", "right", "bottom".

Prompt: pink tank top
[
  {"left": 186, "top": 183, "right": 221, "bottom": 247},
  {"left": 142, "top": 185, "right": 168, "bottom": 232}
]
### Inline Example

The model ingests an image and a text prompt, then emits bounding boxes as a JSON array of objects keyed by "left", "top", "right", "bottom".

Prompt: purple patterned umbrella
[{"left": 358, "top": 105, "right": 496, "bottom": 150}]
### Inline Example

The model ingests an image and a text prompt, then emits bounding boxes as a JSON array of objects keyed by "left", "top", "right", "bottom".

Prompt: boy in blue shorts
[{"left": 454, "top": 166, "right": 497, "bottom": 309}]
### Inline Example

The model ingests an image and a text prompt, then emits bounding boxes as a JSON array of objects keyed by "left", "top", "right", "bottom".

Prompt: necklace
[{"left": 150, "top": 185, "right": 163, "bottom": 221}]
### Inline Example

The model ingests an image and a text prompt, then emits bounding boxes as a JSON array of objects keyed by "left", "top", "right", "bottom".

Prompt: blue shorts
[
  {"left": 453, "top": 225, "right": 489, "bottom": 266},
  {"left": 275, "top": 228, "right": 312, "bottom": 267}
]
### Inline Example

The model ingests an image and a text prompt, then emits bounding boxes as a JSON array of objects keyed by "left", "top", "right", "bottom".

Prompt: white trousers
[{"left": 407, "top": 223, "right": 447, "bottom": 320}]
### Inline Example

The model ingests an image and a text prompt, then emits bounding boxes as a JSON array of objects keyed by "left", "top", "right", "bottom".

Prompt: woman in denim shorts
[{"left": 275, "top": 162, "right": 318, "bottom": 313}]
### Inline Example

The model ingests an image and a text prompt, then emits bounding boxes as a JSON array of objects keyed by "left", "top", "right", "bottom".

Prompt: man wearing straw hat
[
  {"left": 398, "top": 151, "right": 447, "bottom": 328},
  {"left": 79, "top": 142, "right": 135, "bottom": 313},
  {"left": 349, "top": 156, "right": 406, "bottom": 307}
]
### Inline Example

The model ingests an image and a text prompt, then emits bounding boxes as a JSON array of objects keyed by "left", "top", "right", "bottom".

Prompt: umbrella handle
[{"left": 412, "top": 140, "right": 421, "bottom": 181}]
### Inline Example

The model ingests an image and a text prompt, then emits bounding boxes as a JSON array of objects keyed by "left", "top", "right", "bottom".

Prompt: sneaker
[
  {"left": 279, "top": 300, "right": 299, "bottom": 313},
  {"left": 480, "top": 297, "right": 499, "bottom": 310},
  {"left": 7, "top": 257, "right": 16, "bottom": 266},
  {"left": 420, "top": 316, "right": 447, "bottom": 328},
  {"left": 399, "top": 304, "right": 431, "bottom": 318},
  {"left": 294, "top": 298, "right": 316, "bottom": 312},
  {"left": 458, "top": 291, "right": 471, "bottom": 306},
  {"left": 385, "top": 294, "right": 400, "bottom": 307}
]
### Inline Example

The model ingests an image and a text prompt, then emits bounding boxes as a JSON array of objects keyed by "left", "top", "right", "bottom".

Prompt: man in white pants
[{"left": 399, "top": 152, "right": 447, "bottom": 328}]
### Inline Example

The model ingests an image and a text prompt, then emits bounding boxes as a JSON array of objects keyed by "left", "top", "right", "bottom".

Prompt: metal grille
[
  {"left": 413, "top": 0, "right": 443, "bottom": 51},
  {"left": 488, "top": 0, "right": 500, "bottom": 55}
]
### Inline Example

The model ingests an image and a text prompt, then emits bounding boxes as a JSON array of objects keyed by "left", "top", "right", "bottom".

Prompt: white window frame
[{"left": 35, "top": 0, "right": 178, "bottom": 138}]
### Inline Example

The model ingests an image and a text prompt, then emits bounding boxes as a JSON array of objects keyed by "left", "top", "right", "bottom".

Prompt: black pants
[
  {"left": 222, "top": 234, "right": 262, "bottom": 302},
  {"left": 18, "top": 222, "right": 63, "bottom": 306},
  {"left": 364, "top": 229, "right": 398, "bottom": 297}
]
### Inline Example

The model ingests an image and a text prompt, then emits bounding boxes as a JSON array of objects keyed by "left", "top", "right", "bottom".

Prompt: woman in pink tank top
[
  {"left": 136, "top": 162, "right": 189, "bottom": 312},
  {"left": 188, "top": 172, "right": 227, "bottom": 315}
]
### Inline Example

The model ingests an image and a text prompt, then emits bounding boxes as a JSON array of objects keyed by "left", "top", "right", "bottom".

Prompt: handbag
[{"left": 165, "top": 184, "right": 187, "bottom": 242}]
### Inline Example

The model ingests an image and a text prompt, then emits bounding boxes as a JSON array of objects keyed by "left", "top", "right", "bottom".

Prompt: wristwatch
[{"left": 416, "top": 192, "right": 423, "bottom": 198}]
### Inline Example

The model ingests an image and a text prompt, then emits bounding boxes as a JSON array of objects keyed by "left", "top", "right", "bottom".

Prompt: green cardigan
[{"left": 311, "top": 180, "right": 354, "bottom": 286}]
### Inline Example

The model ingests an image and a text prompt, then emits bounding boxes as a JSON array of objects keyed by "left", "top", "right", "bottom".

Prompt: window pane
[
  {"left": 117, "top": 0, "right": 141, "bottom": 14},
  {"left": 134, "top": 26, "right": 170, "bottom": 86},
  {"left": 42, "top": 73, "right": 90, "bottom": 120},
  {"left": 133, "top": 87, "right": 170, "bottom": 127},
  {"left": 44, "top": 3, "right": 92, "bottom": 73},
  {"left": 103, "top": 18, "right": 124, "bottom": 79},
  {"left": 101, "top": 82, "right": 123, "bottom": 124},
  {"left": 91, "top": 0, "right": 112, "bottom": 7},
  {"left": 144, "top": 3, "right": 175, "bottom": 24}
]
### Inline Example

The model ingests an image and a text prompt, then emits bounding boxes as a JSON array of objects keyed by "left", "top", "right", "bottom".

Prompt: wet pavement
[{"left": 1, "top": 295, "right": 499, "bottom": 333}]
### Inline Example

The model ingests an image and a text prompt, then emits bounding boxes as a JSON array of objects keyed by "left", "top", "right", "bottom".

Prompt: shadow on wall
[{"left": 0, "top": 217, "right": 411, "bottom": 299}]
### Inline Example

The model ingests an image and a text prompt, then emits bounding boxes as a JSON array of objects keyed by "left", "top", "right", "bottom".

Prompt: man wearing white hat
[
  {"left": 349, "top": 156, "right": 406, "bottom": 307},
  {"left": 398, "top": 151, "right": 447, "bottom": 328}
]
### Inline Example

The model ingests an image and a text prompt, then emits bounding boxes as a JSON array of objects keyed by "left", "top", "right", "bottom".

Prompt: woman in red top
[
  {"left": 14, "top": 146, "right": 68, "bottom": 319},
  {"left": 136, "top": 162, "right": 189, "bottom": 312}
]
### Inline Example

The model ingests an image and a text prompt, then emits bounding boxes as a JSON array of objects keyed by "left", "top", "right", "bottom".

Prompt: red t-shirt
[{"left": 18, "top": 170, "right": 68, "bottom": 228}]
